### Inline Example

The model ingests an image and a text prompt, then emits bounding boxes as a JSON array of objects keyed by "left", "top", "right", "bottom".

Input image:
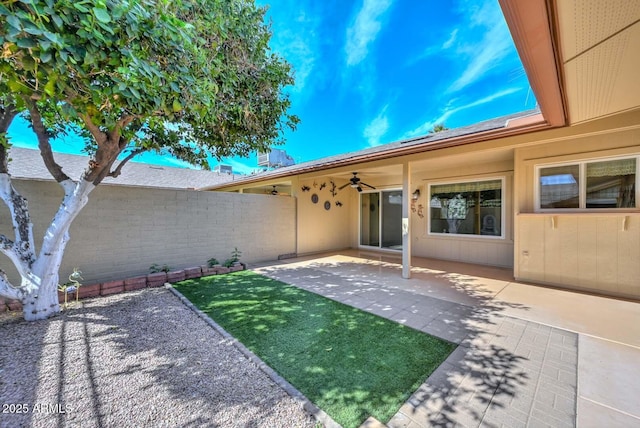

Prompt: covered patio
[{"left": 251, "top": 250, "right": 640, "bottom": 427}]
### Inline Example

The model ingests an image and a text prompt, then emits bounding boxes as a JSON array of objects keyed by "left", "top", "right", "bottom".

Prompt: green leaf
[
  {"left": 40, "top": 51, "right": 52, "bottom": 63},
  {"left": 43, "top": 31, "right": 61, "bottom": 45},
  {"left": 6, "top": 15, "right": 21, "bottom": 30},
  {"left": 172, "top": 100, "right": 182, "bottom": 112},
  {"left": 23, "top": 26, "right": 43, "bottom": 36},
  {"left": 44, "top": 78, "right": 56, "bottom": 96},
  {"left": 51, "top": 14, "right": 63, "bottom": 28},
  {"left": 73, "top": 3, "right": 89, "bottom": 13},
  {"left": 16, "top": 38, "right": 36, "bottom": 48},
  {"left": 93, "top": 7, "right": 111, "bottom": 24}
]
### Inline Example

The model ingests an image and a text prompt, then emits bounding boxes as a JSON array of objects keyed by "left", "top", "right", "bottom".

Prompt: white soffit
[{"left": 556, "top": 0, "right": 640, "bottom": 124}]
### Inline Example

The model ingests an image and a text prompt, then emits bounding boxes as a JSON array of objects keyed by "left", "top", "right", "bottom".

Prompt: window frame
[
  {"left": 427, "top": 176, "right": 506, "bottom": 240},
  {"left": 534, "top": 155, "right": 639, "bottom": 212}
]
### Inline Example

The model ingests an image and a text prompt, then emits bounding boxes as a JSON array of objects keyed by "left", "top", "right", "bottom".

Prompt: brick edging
[
  {"left": 1, "top": 264, "right": 246, "bottom": 313},
  {"left": 165, "top": 283, "right": 341, "bottom": 428}
]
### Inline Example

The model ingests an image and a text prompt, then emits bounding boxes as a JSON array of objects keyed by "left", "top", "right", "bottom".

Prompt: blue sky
[{"left": 8, "top": 0, "right": 536, "bottom": 174}]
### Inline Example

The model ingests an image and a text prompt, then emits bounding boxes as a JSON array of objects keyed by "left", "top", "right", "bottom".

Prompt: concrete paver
[{"left": 252, "top": 251, "right": 640, "bottom": 427}]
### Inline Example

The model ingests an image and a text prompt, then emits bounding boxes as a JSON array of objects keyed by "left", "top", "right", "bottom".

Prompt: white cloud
[
  {"left": 401, "top": 87, "right": 521, "bottom": 139},
  {"left": 266, "top": 3, "right": 322, "bottom": 95},
  {"left": 447, "top": 23, "right": 512, "bottom": 93},
  {"left": 363, "top": 105, "right": 390, "bottom": 146},
  {"left": 345, "top": 0, "right": 394, "bottom": 66},
  {"left": 442, "top": 29, "right": 458, "bottom": 49}
]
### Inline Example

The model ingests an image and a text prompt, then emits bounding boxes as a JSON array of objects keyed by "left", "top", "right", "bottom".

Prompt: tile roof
[{"left": 8, "top": 147, "right": 236, "bottom": 190}]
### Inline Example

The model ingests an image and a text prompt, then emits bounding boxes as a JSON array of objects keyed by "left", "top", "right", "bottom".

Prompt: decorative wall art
[
  {"left": 329, "top": 180, "right": 337, "bottom": 197},
  {"left": 311, "top": 194, "right": 319, "bottom": 204},
  {"left": 335, "top": 201, "right": 343, "bottom": 207},
  {"left": 324, "top": 201, "right": 331, "bottom": 210},
  {"left": 301, "top": 185, "right": 310, "bottom": 192}
]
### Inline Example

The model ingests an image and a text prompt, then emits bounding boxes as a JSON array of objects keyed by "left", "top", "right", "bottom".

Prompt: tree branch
[
  {"left": 78, "top": 112, "right": 108, "bottom": 147},
  {"left": 109, "top": 148, "right": 145, "bottom": 178},
  {"left": 0, "top": 269, "right": 21, "bottom": 300},
  {"left": 25, "top": 101, "right": 71, "bottom": 183},
  {"left": 0, "top": 101, "right": 18, "bottom": 174},
  {"left": 0, "top": 173, "right": 36, "bottom": 257},
  {"left": 77, "top": 112, "right": 123, "bottom": 185}
]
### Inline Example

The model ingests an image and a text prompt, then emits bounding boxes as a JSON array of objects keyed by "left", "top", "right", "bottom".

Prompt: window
[
  {"left": 429, "top": 178, "right": 503, "bottom": 237},
  {"left": 537, "top": 157, "right": 637, "bottom": 210}
]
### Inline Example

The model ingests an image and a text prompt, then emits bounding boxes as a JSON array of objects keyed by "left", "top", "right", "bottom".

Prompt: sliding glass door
[{"left": 360, "top": 190, "right": 402, "bottom": 250}]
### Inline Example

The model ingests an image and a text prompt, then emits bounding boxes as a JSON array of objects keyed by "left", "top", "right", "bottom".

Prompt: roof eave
[
  {"left": 202, "top": 113, "right": 550, "bottom": 190},
  {"left": 498, "top": 0, "right": 567, "bottom": 127}
]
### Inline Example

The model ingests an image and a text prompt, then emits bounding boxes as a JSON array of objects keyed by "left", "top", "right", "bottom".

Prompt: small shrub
[
  {"left": 149, "top": 263, "right": 171, "bottom": 274},
  {"left": 207, "top": 258, "right": 220, "bottom": 267},
  {"left": 230, "top": 247, "right": 242, "bottom": 263}
]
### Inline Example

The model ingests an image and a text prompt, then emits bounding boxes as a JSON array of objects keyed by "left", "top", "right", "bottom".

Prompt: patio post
[{"left": 402, "top": 161, "right": 411, "bottom": 279}]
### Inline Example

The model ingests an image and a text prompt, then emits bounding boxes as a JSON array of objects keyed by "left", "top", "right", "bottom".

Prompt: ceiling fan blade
[
  {"left": 361, "top": 182, "right": 376, "bottom": 190},
  {"left": 338, "top": 182, "right": 351, "bottom": 190}
]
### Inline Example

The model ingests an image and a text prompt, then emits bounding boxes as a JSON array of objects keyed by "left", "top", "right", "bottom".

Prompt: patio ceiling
[{"left": 553, "top": 0, "right": 640, "bottom": 124}]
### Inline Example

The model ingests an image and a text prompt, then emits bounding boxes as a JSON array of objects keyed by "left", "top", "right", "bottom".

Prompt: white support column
[{"left": 402, "top": 161, "right": 411, "bottom": 279}]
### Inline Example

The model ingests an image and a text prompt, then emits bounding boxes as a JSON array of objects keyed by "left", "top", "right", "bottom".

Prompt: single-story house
[{"left": 204, "top": 0, "right": 640, "bottom": 300}]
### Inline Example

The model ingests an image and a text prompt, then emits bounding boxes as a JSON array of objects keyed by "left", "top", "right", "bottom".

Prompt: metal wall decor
[
  {"left": 311, "top": 194, "right": 319, "bottom": 204},
  {"left": 335, "top": 201, "right": 343, "bottom": 207},
  {"left": 329, "top": 180, "right": 337, "bottom": 197},
  {"left": 301, "top": 185, "right": 310, "bottom": 192},
  {"left": 324, "top": 201, "right": 331, "bottom": 210}
]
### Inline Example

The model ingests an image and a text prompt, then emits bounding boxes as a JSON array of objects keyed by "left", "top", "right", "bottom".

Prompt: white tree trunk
[{"left": 0, "top": 174, "right": 94, "bottom": 321}]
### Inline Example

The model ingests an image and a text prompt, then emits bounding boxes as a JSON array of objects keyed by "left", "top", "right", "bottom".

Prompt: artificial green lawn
[{"left": 174, "top": 271, "right": 456, "bottom": 427}]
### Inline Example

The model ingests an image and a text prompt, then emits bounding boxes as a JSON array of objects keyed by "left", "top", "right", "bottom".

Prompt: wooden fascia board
[
  {"left": 203, "top": 117, "right": 550, "bottom": 191},
  {"left": 498, "top": 0, "right": 566, "bottom": 127}
]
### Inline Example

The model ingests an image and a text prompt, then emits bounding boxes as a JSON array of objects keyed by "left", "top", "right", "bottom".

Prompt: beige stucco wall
[
  {"left": 295, "top": 177, "right": 351, "bottom": 255},
  {"left": 514, "top": 127, "right": 640, "bottom": 298},
  {"left": 1, "top": 180, "right": 296, "bottom": 285}
]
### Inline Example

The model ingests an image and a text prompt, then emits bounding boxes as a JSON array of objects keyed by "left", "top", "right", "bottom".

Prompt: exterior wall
[
  {"left": 411, "top": 159, "right": 515, "bottom": 267},
  {"left": 1, "top": 180, "right": 296, "bottom": 285},
  {"left": 296, "top": 177, "right": 351, "bottom": 254},
  {"left": 514, "top": 127, "right": 640, "bottom": 298}
]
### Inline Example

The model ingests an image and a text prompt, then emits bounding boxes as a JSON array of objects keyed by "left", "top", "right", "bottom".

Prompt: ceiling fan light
[{"left": 357, "top": 186, "right": 362, "bottom": 192}]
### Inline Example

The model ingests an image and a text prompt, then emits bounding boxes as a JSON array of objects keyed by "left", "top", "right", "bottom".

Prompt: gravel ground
[{"left": 0, "top": 288, "right": 317, "bottom": 428}]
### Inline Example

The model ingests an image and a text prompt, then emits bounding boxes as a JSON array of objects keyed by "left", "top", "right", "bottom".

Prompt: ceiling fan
[{"left": 338, "top": 172, "right": 376, "bottom": 193}]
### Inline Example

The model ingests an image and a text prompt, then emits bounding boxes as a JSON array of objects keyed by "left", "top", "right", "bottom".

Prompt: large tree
[{"left": 0, "top": 0, "right": 298, "bottom": 320}]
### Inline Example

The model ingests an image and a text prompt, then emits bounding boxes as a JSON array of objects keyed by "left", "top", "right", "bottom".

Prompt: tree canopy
[
  {"left": 0, "top": 0, "right": 298, "bottom": 183},
  {"left": 0, "top": 0, "right": 298, "bottom": 320}
]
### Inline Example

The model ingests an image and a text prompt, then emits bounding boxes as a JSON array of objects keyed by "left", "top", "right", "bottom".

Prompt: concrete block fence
[
  {"left": 0, "top": 264, "right": 245, "bottom": 313},
  {"left": 1, "top": 179, "right": 296, "bottom": 289}
]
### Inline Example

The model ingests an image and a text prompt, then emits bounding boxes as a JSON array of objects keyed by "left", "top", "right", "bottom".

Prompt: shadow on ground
[{"left": 0, "top": 288, "right": 314, "bottom": 428}]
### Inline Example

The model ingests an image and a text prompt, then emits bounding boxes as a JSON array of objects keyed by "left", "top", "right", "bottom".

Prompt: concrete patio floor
[{"left": 251, "top": 250, "right": 640, "bottom": 428}]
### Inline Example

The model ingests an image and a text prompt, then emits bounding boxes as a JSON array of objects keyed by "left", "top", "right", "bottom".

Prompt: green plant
[
  {"left": 174, "top": 272, "right": 456, "bottom": 428},
  {"left": 149, "top": 263, "right": 171, "bottom": 274},
  {"left": 223, "top": 259, "right": 234, "bottom": 268},
  {"left": 207, "top": 258, "right": 220, "bottom": 267},
  {"left": 230, "top": 247, "right": 242, "bottom": 263}
]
